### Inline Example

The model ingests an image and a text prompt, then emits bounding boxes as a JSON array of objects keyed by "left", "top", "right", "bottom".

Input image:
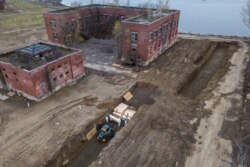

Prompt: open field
[{"left": 0, "top": 0, "right": 63, "bottom": 32}]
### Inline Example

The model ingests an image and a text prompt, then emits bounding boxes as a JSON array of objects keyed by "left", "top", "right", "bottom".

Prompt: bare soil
[
  {"left": 0, "top": 30, "right": 248, "bottom": 167},
  {"left": 0, "top": 27, "right": 48, "bottom": 53},
  {"left": 0, "top": 73, "right": 135, "bottom": 167},
  {"left": 90, "top": 36, "right": 246, "bottom": 167}
]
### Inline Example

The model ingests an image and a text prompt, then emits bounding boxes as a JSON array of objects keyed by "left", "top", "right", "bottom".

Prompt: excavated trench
[
  {"left": 46, "top": 82, "right": 159, "bottom": 167},
  {"left": 179, "top": 42, "right": 238, "bottom": 98},
  {"left": 46, "top": 41, "right": 239, "bottom": 167}
]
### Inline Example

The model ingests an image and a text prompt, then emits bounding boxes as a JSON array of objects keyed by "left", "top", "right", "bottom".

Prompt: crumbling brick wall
[
  {"left": 43, "top": 5, "right": 147, "bottom": 44},
  {"left": 0, "top": 43, "right": 84, "bottom": 101}
]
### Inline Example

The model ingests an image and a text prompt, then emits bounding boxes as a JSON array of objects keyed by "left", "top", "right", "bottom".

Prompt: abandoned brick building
[
  {"left": 44, "top": 5, "right": 180, "bottom": 66},
  {"left": 0, "top": 0, "right": 5, "bottom": 10},
  {"left": 0, "top": 42, "right": 84, "bottom": 101}
]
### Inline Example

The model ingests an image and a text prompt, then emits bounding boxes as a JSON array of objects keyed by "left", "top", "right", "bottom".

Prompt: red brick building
[
  {"left": 0, "top": 42, "right": 84, "bottom": 101},
  {"left": 43, "top": 5, "right": 180, "bottom": 66},
  {"left": 0, "top": 0, "right": 5, "bottom": 10}
]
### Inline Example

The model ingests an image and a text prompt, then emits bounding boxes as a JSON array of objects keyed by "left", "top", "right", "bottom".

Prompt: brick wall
[
  {"left": 121, "top": 11, "right": 180, "bottom": 65},
  {"left": 43, "top": 5, "right": 180, "bottom": 66},
  {"left": 43, "top": 6, "right": 147, "bottom": 44},
  {"left": 0, "top": 46, "right": 84, "bottom": 101}
]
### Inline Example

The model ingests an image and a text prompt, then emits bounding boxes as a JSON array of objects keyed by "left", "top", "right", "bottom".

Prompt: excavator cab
[{"left": 96, "top": 124, "right": 114, "bottom": 143}]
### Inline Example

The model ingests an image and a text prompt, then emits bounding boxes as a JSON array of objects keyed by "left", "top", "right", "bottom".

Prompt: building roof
[
  {"left": 124, "top": 10, "right": 177, "bottom": 24},
  {"left": 0, "top": 43, "right": 78, "bottom": 71},
  {"left": 17, "top": 44, "right": 52, "bottom": 57},
  {"left": 47, "top": 4, "right": 150, "bottom": 14}
]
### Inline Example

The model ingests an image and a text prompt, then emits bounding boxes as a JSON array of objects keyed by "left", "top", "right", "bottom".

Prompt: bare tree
[
  {"left": 59, "top": 13, "right": 81, "bottom": 46},
  {"left": 113, "top": 0, "right": 119, "bottom": 6},
  {"left": 71, "top": 1, "right": 82, "bottom": 7},
  {"left": 138, "top": 0, "right": 154, "bottom": 20},
  {"left": 157, "top": 0, "right": 169, "bottom": 16},
  {"left": 242, "top": 0, "right": 250, "bottom": 29}
]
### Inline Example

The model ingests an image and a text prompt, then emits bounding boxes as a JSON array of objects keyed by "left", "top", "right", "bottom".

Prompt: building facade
[
  {"left": 0, "top": 0, "right": 5, "bottom": 10},
  {"left": 0, "top": 42, "right": 84, "bottom": 101},
  {"left": 43, "top": 5, "right": 180, "bottom": 66}
]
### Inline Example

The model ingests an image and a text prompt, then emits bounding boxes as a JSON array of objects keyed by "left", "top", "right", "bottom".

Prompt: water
[{"left": 62, "top": 0, "right": 250, "bottom": 37}]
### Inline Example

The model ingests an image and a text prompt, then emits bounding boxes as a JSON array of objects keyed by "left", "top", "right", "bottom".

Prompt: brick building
[
  {"left": 0, "top": 0, "right": 5, "bottom": 10},
  {"left": 0, "top": 42, "right": 84, "bottom": 101},
  {"left": 43, "top": 5, "right": 180, "bottom": 66}
]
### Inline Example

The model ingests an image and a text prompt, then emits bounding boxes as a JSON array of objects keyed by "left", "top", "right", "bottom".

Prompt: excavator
[{"left": 96, "top": 124, "right": 115, "bottom": 143}]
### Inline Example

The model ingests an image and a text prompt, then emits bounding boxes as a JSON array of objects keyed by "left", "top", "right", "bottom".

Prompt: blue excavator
[{"left": 96, "top": 124, "right": 115, "bottom": 143}]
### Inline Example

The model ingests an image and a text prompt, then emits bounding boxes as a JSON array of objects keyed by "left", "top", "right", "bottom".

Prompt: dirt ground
[
  {"left": 90, "top": 36, "right": 249, "bottom": 167},
  {"left": 0, "top": 73, "right": 135, "bottom": 167},
  {"left": 0, "top": 27, "right": 48, "bottom": 53},
  {"left": 0, "top": 27, "right": 249, "bottom": 167}
]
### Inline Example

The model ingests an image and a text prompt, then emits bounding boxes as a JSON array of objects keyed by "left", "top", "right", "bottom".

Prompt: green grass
[
  {"left": 0, "top": 0, "right": 60, "bottom": 32},
  {"left": 8, "top": 0, "right": 44, "bottom": 11}
]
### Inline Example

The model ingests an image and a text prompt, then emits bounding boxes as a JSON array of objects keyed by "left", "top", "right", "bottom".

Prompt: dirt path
[
  {"left": 1, "top": 26, "right": 45, "bottom": 34},
  {"left": 185, "top": 40, "right": 249, "bottom": 167}
]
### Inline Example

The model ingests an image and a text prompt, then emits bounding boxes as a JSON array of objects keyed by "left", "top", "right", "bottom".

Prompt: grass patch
[
  {"left": 0, "top": 13, "right": 44, "bottom": 31},
  {"left": 0, "top": 0, "right": 61, "bottom": 32},
  {"left": 8, "top": 0, "right": 44, "bottom": 12}
]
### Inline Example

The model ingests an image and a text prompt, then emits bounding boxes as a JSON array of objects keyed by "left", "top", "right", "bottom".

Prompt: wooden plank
[{"left": 123, "top": 91, "right": 133, "bottom": 102}]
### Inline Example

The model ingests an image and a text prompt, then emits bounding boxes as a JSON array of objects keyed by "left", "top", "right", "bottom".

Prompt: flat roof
[
  {"left": 48, "top": 4, "right": 148, "bottom": 14},
  {"left": 17, "top": 44, "right": 52, "bottom": 57},
  {"left": 124, "top": 10, "right": 177, "bottom": 24},
  {"left": 0, "top": 43, "right": 77, "bottom": 71}
]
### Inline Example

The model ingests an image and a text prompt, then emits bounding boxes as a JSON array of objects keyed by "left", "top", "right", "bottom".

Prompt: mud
[{"left": 125, "top": 82, "right": 159, "bottom": 109}]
